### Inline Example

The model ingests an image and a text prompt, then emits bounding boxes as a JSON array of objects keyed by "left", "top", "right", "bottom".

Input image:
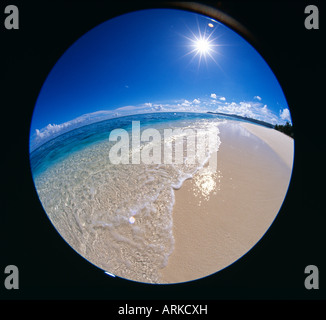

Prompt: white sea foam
[{"left": 34, "top": 118, "right": 222, "bottom": 283}]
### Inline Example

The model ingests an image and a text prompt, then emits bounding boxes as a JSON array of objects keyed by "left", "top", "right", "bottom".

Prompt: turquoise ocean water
[{"left": 30, "top": 112, "right": 238, "bottom": 282}]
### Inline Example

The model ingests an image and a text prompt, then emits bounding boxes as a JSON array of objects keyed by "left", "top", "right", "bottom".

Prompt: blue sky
[{"left": 30, "top": 8, "right": 292, "bottom": 149}]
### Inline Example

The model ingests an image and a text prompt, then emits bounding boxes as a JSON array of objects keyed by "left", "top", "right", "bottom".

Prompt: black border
[{"left": 1, "top": 0, "right": 325, "bottom": 301}]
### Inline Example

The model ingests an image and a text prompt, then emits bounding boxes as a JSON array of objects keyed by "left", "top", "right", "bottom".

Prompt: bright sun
[
  {"left": 195, "top": 38, "right": 211, "bottom": 54},
  {"left": 183, "top": 23, "right": 219, "bottom": 67},
  {"left": 189, "top": 33, "right": 217, "bottom": 67}
]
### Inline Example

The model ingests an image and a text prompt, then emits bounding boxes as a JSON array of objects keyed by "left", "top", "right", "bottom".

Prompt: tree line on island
[{"left": 274, "top": 122, "right": 294, "bottom": 138}]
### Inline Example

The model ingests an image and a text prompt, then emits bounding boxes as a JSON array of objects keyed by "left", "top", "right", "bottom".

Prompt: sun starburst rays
[
  {"left": 188, "top": 33, "right": 219, "bottom": 67},
  {"left": 180, "top": 21, "right": 221, "bottom": 69}
]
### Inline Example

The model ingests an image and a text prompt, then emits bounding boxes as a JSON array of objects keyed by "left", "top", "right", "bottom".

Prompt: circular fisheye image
[{"left": 29, "top": 8, "right": 294, "bottom": 284}]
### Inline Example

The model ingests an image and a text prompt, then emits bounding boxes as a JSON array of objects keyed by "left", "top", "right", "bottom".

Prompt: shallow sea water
[{"left": 32, "top": 113, "right": 223, "bottom": 283}]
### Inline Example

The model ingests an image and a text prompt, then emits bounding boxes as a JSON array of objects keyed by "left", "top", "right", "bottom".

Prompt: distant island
[
  {"left": 206, "top": 111, "right": 294, "bottom": 138},
  {"left": 206, "top": 111, "right": 275, "bottom": 128}
]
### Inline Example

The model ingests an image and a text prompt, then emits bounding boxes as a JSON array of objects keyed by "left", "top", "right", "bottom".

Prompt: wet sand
[{"left": 160, "top": 121, "right": 294, "bottom": 283}]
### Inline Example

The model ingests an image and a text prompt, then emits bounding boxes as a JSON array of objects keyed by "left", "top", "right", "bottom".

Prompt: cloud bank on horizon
[{"left": 30, "top": 93, "right": 292, "bottom": 151}]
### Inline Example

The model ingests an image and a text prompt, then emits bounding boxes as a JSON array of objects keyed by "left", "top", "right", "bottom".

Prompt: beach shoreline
[
  {"left": 160, "top": 121, "right": 294, "bottom": 283},
  {"left": 240, "top": 122, "right": 294, "bottom": 169}
]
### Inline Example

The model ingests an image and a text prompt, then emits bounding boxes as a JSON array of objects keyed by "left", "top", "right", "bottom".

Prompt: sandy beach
[{"left": 160, "top": 121, "right": 294, "bottom": 283}]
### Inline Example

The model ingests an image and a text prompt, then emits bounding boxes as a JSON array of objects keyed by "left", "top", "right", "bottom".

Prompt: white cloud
[
  {"left": 280, "top": 108, "right": 291, "bottom": 122},
  {"left": 215, "top": 101, "right": 279, "bottom": 125},
  {"left": 115, "top": 105, "right": 138, "bottom": 111},
  {"left": 151, "top": 104, "right": 163, "bottom": 111},
  {"left": 181, "top": 99, "right": 191, "bottom": 106},
  {"left": 31, "top": 96, "right": 292, "bottom": 151},
  {"left": 211, "top": 94, "right": 225, "bottom": 101},
  {"left": 262, "top": 105, "right": 268, "bottom": 114},
  {"left": 216, "top": 101, "right": 255, "bottom": 118},
  {"left": 31, "top": 110, "right": 116, "bottom": 151},
  {"left": 35, "top": 124, "right": 65, "bottom": 140},
  {"left": 254, "top": 96, "right": 262, "bottom": 101}
]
